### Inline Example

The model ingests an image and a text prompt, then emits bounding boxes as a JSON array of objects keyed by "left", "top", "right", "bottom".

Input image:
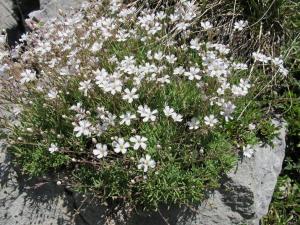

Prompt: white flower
[
  {"left": 137, "top": 105, "right": 158, "bottom": 122},
  {"left": 130, "top": 135, "right": 147, "bottom": 150},
  {"left": 70, "top": 102, "right": 83, "bottom": 112},
  {"left": 79, "top": 80, "right": 92, "bottom": 96},
  {"left": 90, "top": 42, "right": 103, "bottom": 53},
  {"left": 154, "top": 51, "right": 164, "bottom": 61},
  {"left": 163, "top": 106, "right": 183, "bottom": 122},
  {"left": 217, "top": 82, "right": 230, "bottom": 95},
  {"left": 190, "top": 38, "right": 200, "bottom": 51},
  {"left": 165, "top": 54, "right": 177, "bottom": 64},
  {"left": 279, "top": 65, "right": 288, "bottom": 77},
  {"left": 74, "top": 120, "right": 92, "bottom": 137},
  {"left": 93, "top": 143, "right": 108, "bottom": 159},
  {"left": 252, "top": 52, "right": 270, "bottom": 63},
  {"left": 199, "top": 148, "right": 204, "bottom": 154},
  {"left": 48, "top": 143, "right": 59, "bottom": 153},
  {"left": 20, "top": 69, "right": 36, "bottom": 84},
  {"left": 94, "top": 69, "right": 123, "bottom": 95},
  {"left": 234, "top": 20, "right": 248, "bottom": 31},
  {"left": 112, "top": 137, "right": 130, "bottom": 154},
  {"left": 94, "top": 68, "right": 109, "bottom": 86},
  {"left": 272, "top": 57, "right": 284, "bottom": 66},
  {"left": 60, "top": 67, "right": 70, "bottom": 76},
  {"left": 184, "top": 67, "right": 201, "bottom": 80},
  {"left": 248, "top": 123, "right": 256, "bottom": 130},
  {"left": 240, "top": 79, "right": 251, "bottom": 89},
  {"left": 47, "top": 90, "right": 58, "bottom": 99},
  {"left": 120, "top": 112, "right": 136, "bottom": 126},
  {"left": 206, "top": 57, "right": 229, "bottom": 77},
  {"left": 176, "top": 22, "right": 189, "bottom": 31},
  {"left": 231, "top": 85, "right": 246, "bottom": 96},
  {"left": 210, "top": 43, "right": 230, "bottom": 55},
  {"left": 163, "top": 106, "right": 176, "bottom": 117},
  {"left": 220, "top": 101, "right": 236, "bottom": 121},
  {"left": 243, "top": 145, "right": 255, "bottom": 158},
  {"left": 201, "top": 21, "right": 213, "bottom": 30},
  {"left": 172, "top": 113, "right": 183, "bottom": 122},
  {"left": 232, "top": 62, "right": 248, "bottom": 70},
  {"left": 187, "top": 117, "right": 200, "bottom": 130},
  {"left": 107, "top": 79, "right": 123, "bottom": 95},
  {"left": 0, "top": 64, "right": 9, "bottom": 75},
  {"left": 119, "top": 56, "right": 137, "bottom": 74},
  {"left": 204, "top": 115, "right": 218, "bottom": 127},
  {"left": 173, "top": 66, "right": 185, "bottom": 76},
  {"left": 169, "top": 13, "right": 179, "bottom": 22},
  {"left": 157, "top": 75, "right": 170, "bottom": 84},
  {"left": 231, "top": 79, "right": 250, "bottom": 96},
  {"left": 138, "top": 154, "right": 156, "bottom": 172},
  {"left": 122, "top": 88, "right": 139, "bottom": 103}
]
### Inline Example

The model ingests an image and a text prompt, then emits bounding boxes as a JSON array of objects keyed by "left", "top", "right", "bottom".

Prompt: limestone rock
[
  {"left": 0, "top": 0, "right": 18, "bottom": 31},
  {"left": 28, "top": 0, "right": 86, "bottom": 22},
  {"left": 0, "top": 141, "right": 75, "bottom": 225}
]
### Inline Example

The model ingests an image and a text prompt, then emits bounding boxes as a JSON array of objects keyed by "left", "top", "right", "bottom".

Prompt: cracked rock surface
[{"left": 0, "top": 141, "right": 74, "bottom": 225}]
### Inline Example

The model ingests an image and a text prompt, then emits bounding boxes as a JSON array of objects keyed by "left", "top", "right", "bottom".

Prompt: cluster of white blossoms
[
  {"left": 252, "top": 52, "right": 288, "bottom": 76},
  {"left": 2, "top": 0, "right": 288, "bottom": 176}
]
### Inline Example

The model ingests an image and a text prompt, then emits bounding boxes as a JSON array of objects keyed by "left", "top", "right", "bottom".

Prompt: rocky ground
[{"left": 0, "top": 0, "right": 83, "bottom": 45}]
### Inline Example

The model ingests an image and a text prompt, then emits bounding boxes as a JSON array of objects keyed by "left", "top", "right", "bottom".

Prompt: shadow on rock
[{"left": 0, "top": 142, "right": 79, "bottom": 225}]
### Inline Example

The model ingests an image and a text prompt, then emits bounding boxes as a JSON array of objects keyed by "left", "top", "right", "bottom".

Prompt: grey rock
[
  {"left": 0, "top": 140, "right": 107, "bottom": 225},
  {"left": 0, "top": 141, "right": 75, "bottom": 225},
  {"left": 28, "top": 0, "right": 86, "bottom": 22},
  {"left": 0, "top": 0, "right": 18, "bottom": 31},
  {"left": 40, "top": 0, "right": 86, "bottom": 15},
  {"left": 0, "top": 0, "right": 84, "bottom": 45}
]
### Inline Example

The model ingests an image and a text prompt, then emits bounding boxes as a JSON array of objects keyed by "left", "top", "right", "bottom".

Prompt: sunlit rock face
[
  {"left": 38, "top": 0, "right": 86, "bottom": 19},
  {"left": 0, "top": 0, "right": 82, "bottom": 45},
  {"left": 0, "top": 0, "right": 18, "bottom": 30}
]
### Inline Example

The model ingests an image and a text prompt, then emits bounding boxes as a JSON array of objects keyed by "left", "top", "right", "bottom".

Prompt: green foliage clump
[{"left": 0, "top": 0, "right": 288, "bottom": 211}]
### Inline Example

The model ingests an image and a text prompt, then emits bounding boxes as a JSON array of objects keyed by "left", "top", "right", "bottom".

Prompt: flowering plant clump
[{"left": 0, "top": 0, "right": 289, "bottom": 210}]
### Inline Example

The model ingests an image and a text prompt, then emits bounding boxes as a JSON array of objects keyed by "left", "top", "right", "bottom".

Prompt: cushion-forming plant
[{"left": 0, "top": 0, "right": 289, "bottom": 210}]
